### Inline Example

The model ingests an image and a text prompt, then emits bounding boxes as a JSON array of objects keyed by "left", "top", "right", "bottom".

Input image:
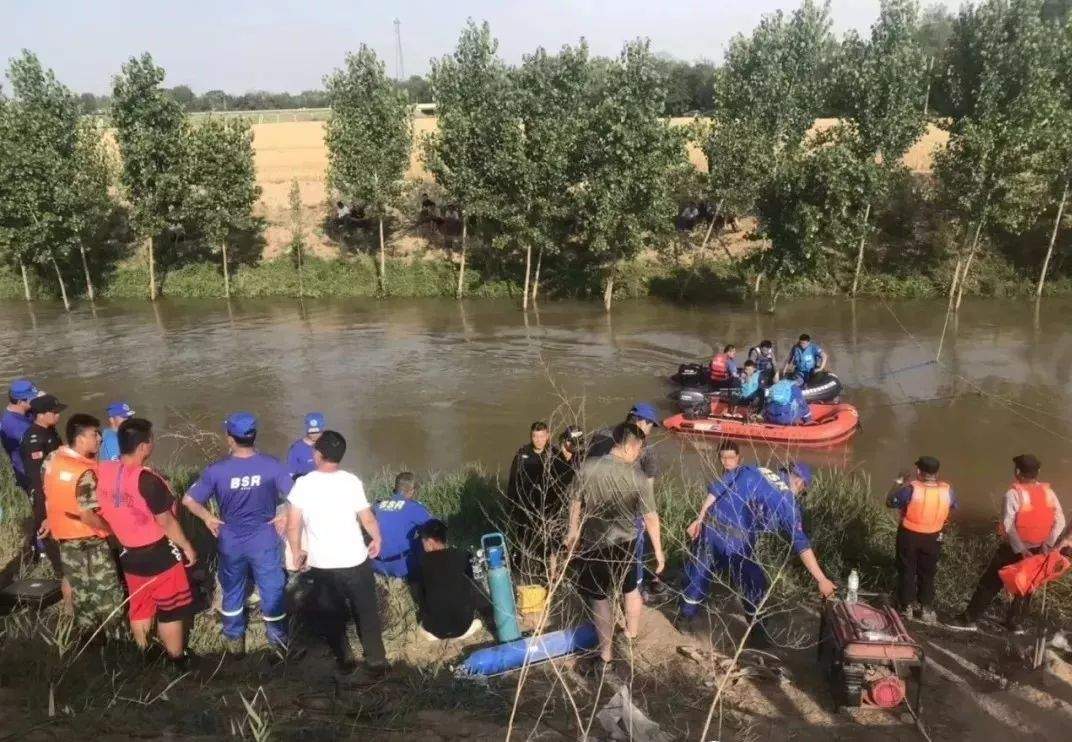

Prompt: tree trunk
[
  {"left": 850, "top": 203, "right": 872, "bottom": 297},
  {"left": 769, "top": 286, "right": 782, "bottom": 314},
  {"left": 51, "top": 257, "right": 70, "bottom": 312},
  {"left": 296, "top": 239, "right": 305, "bottom": 299},
  {"left": 522, "top": 243, "right": 532, "bottom": 311},
  {"left": 955, "top": 217, "right": 986, "bottom": 312},
  {"left": 20, "top": 261, "right": 31, "bottom": 302},
  {"left": 378, "top": 217, "right": 387, "bottom": 295},
  {"left": 603, "top": 265, "right": 616, "bottom": 312},
  {"left": 1036, "top": 180, "right": 1068, "bottom": 298},
  {"left": 531, "top": 245, "right": 543, "bottom": 304},
  {"left": 922, "top": 56, "right": 934, "bottom": 118},
  {"left": 699, "top": 200, "right": 723, "bottom": 251},
  {"left": 221, "top": 242, "right": 231, "bottom": 299},
  {"left": 753, "top": 270, "right": 764, "bottom": 296},
  {"left": 945, "top": 256, "right": 962, "bottom": 316},
  {"left": 78, "top": 245, "right": 95, "bottom": 301},
  {"left": 147, "top": 236, "right": 157, "bottom": 301},
  {"left": 456, "top": 217, "right": 467, "bottom": 300}
]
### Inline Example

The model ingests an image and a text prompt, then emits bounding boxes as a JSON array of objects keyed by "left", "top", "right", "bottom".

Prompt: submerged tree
[
  {"left": 288, "top": 179, "right": 306, "bottom": 299},
  {"left": 185, "top": 117, "right": 260, "bottom": 299},
  {"left": 112, "top": 53, "right": 188, "bottom": 301},
  {"left": 325, "top": 45, "right": 412, "bottom": 295}
]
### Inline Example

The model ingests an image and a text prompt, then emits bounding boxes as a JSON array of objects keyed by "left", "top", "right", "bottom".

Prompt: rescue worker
[
  {"left": 506, "top": 421, "right": 556, "bottom": 557},
  {"left": 42, "top": 413, "right": 124, "bottom": 633},
  {"left": 2, "top": 378, "right": 39, "bottom": 492},
  {"left": 747, "top": 341, "right": 778, "bottom": 385},
  {"left": 20, "top": 394, "right": 66, "bottom": 577},
  {"left": 95, "top": 418, "right": 197, "bottom": 670},
  {"left": 783, "top": 333, "right": 827, "bottom": 384},
  {"left": 763, "top": 379, "right": 811, "bottom": 426},
  {"left": 709, "top": 345, "right": 740, "bottom": 389},
  {"left": 681, "top": 442, "right": 836, "bottom": 647},
  {"left": 886, "top": 456, "right": 957, "bottom": 622},
  {"left": 372, "top": 472, "right": 433, "bottom": 580},
  {"left": 182, "top": 412, "right": 293, "bottom": 652},
  {"left": 100, "top": 401, "right": 135, "bottom": 462},
  {"left": 286, "top": 412, "right": 325, "bottom": 480},
  {"left": 951, "top": 454, "right": 1066, "bottom": 633}
]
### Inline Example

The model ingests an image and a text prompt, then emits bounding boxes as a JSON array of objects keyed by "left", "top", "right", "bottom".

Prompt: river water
[{"left": 2, "top": 296, "right": 1070, "bottom": 524}]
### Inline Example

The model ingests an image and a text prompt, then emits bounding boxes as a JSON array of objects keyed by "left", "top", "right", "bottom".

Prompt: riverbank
[
  {"left": 4, "top": 249, "right": 1072, "bottom": 304},
  {"left": 2, "top": 464, "right": 1070, "bottom": 739}
]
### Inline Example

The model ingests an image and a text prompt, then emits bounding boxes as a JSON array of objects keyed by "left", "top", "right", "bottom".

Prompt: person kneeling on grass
[{"left": 413, "top": 519, "right": 490, "bottom": 641}]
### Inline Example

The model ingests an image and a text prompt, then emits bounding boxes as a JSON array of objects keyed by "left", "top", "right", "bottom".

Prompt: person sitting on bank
[
  {"left": 783, "top": 333, "right": 826, "bottom": 384},
  {"left": 950, "top": 454, "right": 1066, "bottom": 634},
  {"left": 413, "top": 519, "right": 489, "bottom": 641},
  {"left": 372, "top": 472, "right": 434, "bottom": 581},
  {"left": 100, "top": 401, "right": 135, "bottom": 463},
  {"left": 763, "top": 379, "right": 811, "bottom": 426},
  {"left": 747, "top": 340, "right": 778, "bottom": 385},
  {"left": 886, "top": 456, "right": 956, "bottom": 623},
  {"left": 709, "top": 344, "right": 740, "bottom": 389}
]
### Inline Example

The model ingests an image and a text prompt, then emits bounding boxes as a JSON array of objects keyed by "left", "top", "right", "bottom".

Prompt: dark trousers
[
  {"left": 965, "top": 542, "right": 1036, "bottom": 624},
  {"left": 308, "top": 561, "right": 387, "bottom": 666},
  {"left": 895, "top": 528, "right": 942, "bottom": 609}
]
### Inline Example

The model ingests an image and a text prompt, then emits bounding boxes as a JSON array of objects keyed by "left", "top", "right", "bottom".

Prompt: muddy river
[{"left": 2, "top": 296, "right": 1070, "bottom": 524}]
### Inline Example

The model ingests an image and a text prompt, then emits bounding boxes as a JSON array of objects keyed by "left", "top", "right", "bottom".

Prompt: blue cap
[
  {"left": 9, "top": 379, "right": 39, "bottom": 401},
  {"left": 304, "top": 412, "right": 325, "bottom": 434},
  {"left": 783, "top": 461, "right": 813, "bottom": 488},
  {"left": 106, "top": 401, "right": 136, "bottom": 419},
  {"left": 225, "top": 412, "right": 257, "bottom": 438},
  {"left": 629, "top": 402, "right": 661, "bottom": 427}
]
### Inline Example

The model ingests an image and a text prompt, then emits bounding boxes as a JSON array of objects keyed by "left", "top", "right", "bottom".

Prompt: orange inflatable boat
[{"left": 663, "top": 400, "right": 860, "bottom": 448}]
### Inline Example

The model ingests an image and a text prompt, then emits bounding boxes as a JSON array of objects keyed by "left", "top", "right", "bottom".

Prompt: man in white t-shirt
[{"left": 286, "top": 430, "right": 387, "bottom": 675}]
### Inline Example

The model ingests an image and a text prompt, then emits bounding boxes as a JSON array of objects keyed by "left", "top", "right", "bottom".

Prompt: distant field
[{"left": 187, "top": 107, "right": 331, "bottom": 123}]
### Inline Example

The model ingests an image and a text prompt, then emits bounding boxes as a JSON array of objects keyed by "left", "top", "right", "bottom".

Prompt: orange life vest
[
  {"left": 901, "top": 480, "right": 952, "bottom": 534},
  {"left": 1006, "top": 482, "right": 1057, "bottom": 545},
  {"left": 710, "top": 354, "right": 731, "bottom": 382},
  {"left": 95, "top": 461, "right": 169, "bottom": 548},
  {"left": 44, "top": 447, "right": 109, "bottom": 541}
]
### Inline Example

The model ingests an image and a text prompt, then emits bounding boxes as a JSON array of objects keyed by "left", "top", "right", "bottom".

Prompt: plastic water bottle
[{"left": 846, "top": 569, "right": 860, "bottom": 604}]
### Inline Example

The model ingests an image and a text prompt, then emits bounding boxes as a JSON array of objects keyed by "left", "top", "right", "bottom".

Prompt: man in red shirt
[{"left": 86, "top": 418, "right": 197, "bottom": 668}]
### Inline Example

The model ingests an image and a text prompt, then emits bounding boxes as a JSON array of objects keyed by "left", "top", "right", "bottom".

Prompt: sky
[{"left": 3, "top": 0, "right": 954, "bottom": 95}]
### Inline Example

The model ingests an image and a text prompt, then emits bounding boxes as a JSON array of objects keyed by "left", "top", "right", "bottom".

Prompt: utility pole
[{"left": 394, "top": 18, "right": 405, "bottom": 82}]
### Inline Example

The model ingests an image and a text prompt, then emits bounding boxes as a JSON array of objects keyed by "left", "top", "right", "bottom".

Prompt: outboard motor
[
  {"left": 677, "top": 389, "right": 710, "bottom": 419},
  {"left": 675, "top": 363, "right": 707, "bottom": 388}
]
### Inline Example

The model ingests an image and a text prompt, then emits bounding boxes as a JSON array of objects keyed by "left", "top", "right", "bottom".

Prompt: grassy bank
[{"left": 4, "top": 248, "right": 1072, "bottom": 304}]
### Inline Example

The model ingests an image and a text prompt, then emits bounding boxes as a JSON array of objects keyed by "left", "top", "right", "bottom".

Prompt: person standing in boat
[{"left": 783, "top": 334, "right": 827, "bottom": 384}]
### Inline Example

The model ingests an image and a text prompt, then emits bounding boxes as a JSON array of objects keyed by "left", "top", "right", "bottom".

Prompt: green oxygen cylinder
[{"left": 481, "top": 532, "right": 521, "bottom": 643}]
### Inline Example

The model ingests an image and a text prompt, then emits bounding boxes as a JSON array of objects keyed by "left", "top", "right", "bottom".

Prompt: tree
[
  {"left": 425, "top": 21, "right": 525, "bottom": 299},
  {"left": 167, "top": 84, "right": 196, "bottom": 111},
  {"left": 185, "top": 117, "right": 260, "bottom": 298},
  {"left": 516, "top": 43, "right": 592, "bottom": 306},
  {"left": 0, "top": 51, "right": 83, "bottom": 309},
  {"left": 325, "top": 45, "right": 412, "bottom": 295},
  {"left": 112, "top": 53, "right": 189, "bottom": 300},
  {"left": 1036, "top": 15, "right": 1072, "bottom": 295},
  {"left": 66, "top": 119, "right": 115, "bottom": 301},
  {"left": 836, "top": 0, "right": 928, "bottom": 295},
  {"left": 572, "top": 39, "right": 688, "bottom": 310},
  {"left": 288, "top": 179, "right": 306, "bottom": 299},
  {"left": 935, "top": 0, "right": 1059, "bottom": 309},
  {"left": 915, "top": 3, "right": 956, "bottom": 115}
]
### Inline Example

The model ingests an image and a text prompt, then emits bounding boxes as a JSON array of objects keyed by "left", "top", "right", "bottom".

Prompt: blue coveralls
[
  {"left": 764, "top": 382, "right": 810, "bottom": 425},
  {"left": 372, "top": 494, "right": 433, "bottom": 580},
  {"left": 187, "top": 452, "right": 293, "bottom": 645},
  {"left": 681, "top": 466, "right": 811, "bottom": 621}
]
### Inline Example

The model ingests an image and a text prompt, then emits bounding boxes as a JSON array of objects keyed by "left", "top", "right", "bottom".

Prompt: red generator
[{"left": 818, "top": 599, "right": 925, "bottom": 712}]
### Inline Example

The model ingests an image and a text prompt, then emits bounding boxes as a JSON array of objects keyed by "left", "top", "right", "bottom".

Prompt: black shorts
[{"left": 574, "top": 540, "right": 639, "bottom": 601}]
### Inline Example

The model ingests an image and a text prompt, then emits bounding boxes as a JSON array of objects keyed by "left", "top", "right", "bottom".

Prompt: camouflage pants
[{"left": 58, "top": 538, "right": 125, "bottom": 633}]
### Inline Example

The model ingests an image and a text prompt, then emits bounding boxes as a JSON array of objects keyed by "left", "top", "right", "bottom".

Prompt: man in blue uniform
[
  {"left": 100, "top": 401, "right": 135, "bottom": 462},
  {"left": 764, "top": 379, "right": 811, "bottom": 425},
  {"left": 783, "top": 333, "right": 826, "bottom": 384},
  {"left": 680, "top": 442, "right": 836, "bottom": 646},
  {"left": 286, "top": 412, "right": 325, "bottom": 480},
  {"left": 372, "top": 472, "right": 434, "bottom": 580},
  {"left": 2, "top": 379, "right": 39, "bottom": 492},
  {"left": 182, "top": 412, "right": 293, "bottom": 651}
]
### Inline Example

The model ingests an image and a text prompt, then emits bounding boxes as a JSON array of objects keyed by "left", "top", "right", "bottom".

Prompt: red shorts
[{"left": 124, "top": 563, "right": 193, "bottom": 622}]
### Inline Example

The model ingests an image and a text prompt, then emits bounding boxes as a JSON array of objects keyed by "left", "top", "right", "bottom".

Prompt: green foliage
[
  {"left": 185, "top": 117, "right": 261, "bottom": 251},
  {"left": 324, "top": 45, "right": 412, "bottom": 218}
]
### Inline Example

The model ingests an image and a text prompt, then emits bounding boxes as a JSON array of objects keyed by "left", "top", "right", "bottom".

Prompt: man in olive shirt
[{"left": 565, "top": 423, "right": 664, "bottom": 674}]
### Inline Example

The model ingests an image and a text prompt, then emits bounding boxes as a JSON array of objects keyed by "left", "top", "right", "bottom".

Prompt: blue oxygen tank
[{"left": 482, "top": 532, "right": 521, "bottom": 643}]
